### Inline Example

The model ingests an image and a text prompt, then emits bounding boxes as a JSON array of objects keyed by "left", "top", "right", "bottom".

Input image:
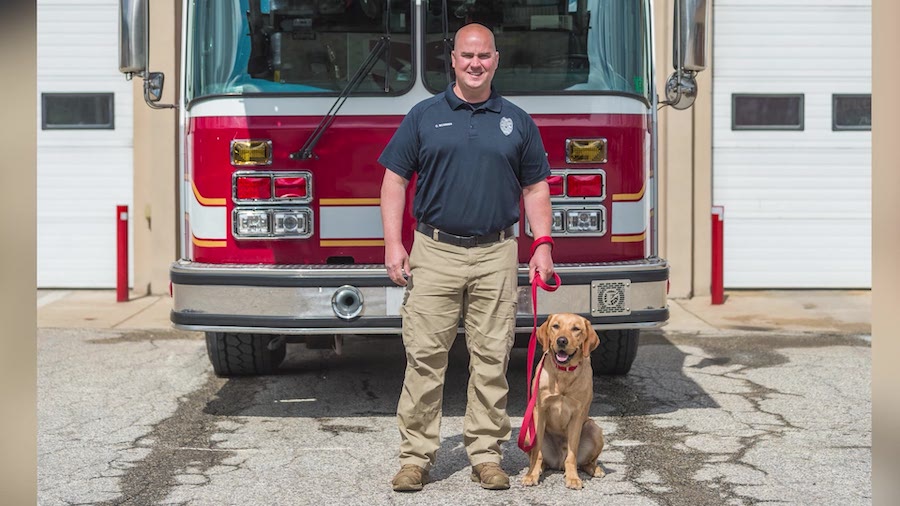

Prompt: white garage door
[
  {"left": 712, "top": 0, "right": 871, "bottom": 288},
  {"left": 37, "top": 0, "right": 133, "bottom": 288}
]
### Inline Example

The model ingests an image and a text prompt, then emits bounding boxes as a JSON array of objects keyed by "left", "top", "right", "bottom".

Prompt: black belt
[{"left": 416, "top": 223, "right": 515, "bottom": 248}]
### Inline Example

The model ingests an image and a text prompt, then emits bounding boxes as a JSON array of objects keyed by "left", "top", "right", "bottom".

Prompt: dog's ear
[
  {"left": 582, "top": 318, "right": 600, "bottom": 357},
  {"left": 537, "top": 315, "right": 554, "bottom": 352}
]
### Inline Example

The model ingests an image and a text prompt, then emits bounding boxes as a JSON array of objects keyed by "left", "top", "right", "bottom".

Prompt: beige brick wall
[
  {"left": 654, "top": 0, "right": 713, "bottom": 298},
  {"left": 132, "top": 0, "right": 180, "bottom": 295}
]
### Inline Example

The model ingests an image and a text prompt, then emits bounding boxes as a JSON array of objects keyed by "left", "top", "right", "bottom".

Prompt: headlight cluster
[
  {"left": 531, "top": 167, "right": 607, "bottom": 237},
  {"left": 530, "top": 207, "right": 606, "bottom": 237},
  {"left": 230, "top": 162, "right": 314, "bottom": 240},
  {"left": 234, "top": 208, "right": 312, "bottom": 239}
]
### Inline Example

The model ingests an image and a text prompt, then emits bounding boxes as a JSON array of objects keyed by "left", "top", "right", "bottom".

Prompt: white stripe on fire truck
[
  {"left": 319, "top": 206, "right": 384, "bottom": 239},
  {"left": 189, "top": 94, "right": 649, "bottom": 118},
  {"left": 187, "top": 181, "right": 226, "bottom": 240},
  {"left": 611, "top": 181, "right": 648, "bottom": 237}
]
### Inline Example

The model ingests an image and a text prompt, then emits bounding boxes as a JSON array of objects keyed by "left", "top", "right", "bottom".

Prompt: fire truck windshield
[
  {"left": 426, "top": 0, "right": 650, "bottom": 98},
  {"left": 187, "top": 0, "right": 413, "bottom": 102},
  {"left": 186, "top": 0, "right": 650, "bottom": 104}
]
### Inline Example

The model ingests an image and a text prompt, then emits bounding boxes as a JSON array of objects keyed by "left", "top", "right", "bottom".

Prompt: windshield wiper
[
  {"left": 291, "top": 4, "right": 393, "bottom": 161},
  {"left": 442, "top": 0, "right": 452, "bottom": 82}
]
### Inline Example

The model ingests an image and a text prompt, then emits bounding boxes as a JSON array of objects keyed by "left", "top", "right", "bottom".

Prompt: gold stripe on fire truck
[
  {"left": 192, "top": 181, "right": 226, "bottom": 206},
  {"left": 611, "top": 232, "right": 646, "bottom": 243},
  {"left": 612, "top": 184, "right": 645, "bottom": 202},
  {"left": 192, "top": 236, "right": 226, "bottom": 248}
]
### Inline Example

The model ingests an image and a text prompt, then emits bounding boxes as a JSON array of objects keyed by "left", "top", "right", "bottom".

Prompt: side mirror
[
  {"left": 664, "top": 0, "right": 709, "bottom": 110},
  {"left": 143, "top": 71, "right": 175, "bottom": 109},
  {"left": 118, "top": 0, "right": 148, "bottom": 78},
  {"left": 119, "top": 0, "right": 176, "bottom": 109},
  {"left": 145, "top": 72, "right": 165, "bottom": 103},
  {"left": 673, "top": 0, "right": 708, "bottom": 73}
]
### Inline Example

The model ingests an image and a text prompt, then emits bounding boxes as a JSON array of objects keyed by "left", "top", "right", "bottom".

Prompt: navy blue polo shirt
[{"left": 378, "top": 83, "right": 550, "bottom": 237}]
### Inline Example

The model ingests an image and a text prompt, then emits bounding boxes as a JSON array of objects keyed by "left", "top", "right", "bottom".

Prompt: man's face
[{"left": 451, "top": 27, "right": 498, "bottom": 96}]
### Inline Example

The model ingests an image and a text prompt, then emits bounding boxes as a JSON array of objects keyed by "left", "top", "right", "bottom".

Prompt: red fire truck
[{"left": 119, "top": 0, "right": 707, "bottom": 376}]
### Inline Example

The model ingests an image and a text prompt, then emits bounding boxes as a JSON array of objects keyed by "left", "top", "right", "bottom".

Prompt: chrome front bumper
[{"left": 170, "top": 258, "right": 669, "bottom": 335}]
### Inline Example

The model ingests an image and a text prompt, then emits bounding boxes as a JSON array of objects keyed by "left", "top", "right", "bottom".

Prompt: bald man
[{"left": 379, "top": 22, "right": 554, "bottom": 492}]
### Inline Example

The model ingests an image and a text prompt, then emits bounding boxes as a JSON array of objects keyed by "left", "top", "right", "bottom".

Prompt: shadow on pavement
[
  {"left": 199, "top": 331, "right": 720, "bottom": 484},
  {"left": 203, "top": 331, "right": 718, "bottom": 420}
]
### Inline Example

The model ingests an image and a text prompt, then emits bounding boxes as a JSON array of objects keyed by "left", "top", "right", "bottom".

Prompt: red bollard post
[
  {"left": 711, "top": 206, "right": 724, "bottom": 305},
  {"left": 117, "top": 205, "right": 129, "bottom": 302}
]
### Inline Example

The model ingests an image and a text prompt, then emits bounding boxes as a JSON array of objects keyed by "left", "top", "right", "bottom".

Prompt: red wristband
[{"left": 530, "top": 236, "right": 554, "bottom": 256}]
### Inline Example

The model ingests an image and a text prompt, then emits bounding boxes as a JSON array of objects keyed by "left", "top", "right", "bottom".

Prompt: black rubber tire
[
  {"left": 205, "top": 332, "right": 287, "bottom": 377},
  {"left": 592, "top": 329, "right": 640, "bottom": 376}
]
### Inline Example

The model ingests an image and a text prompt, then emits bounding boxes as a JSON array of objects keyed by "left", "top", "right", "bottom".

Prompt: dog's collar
[{"left": 554, "top": 362, "right": 578, "bottom": 372}]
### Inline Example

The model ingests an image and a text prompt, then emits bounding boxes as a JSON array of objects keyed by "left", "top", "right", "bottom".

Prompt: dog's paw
[
  {"left": 565, "top": 475, "right": 583, "bottom": 489},
  {"left": 581, "top": 464, "right": 605, "bottom": 477},
  {"left": 522, "top": 474, "right": 539, "bottom": 487}
]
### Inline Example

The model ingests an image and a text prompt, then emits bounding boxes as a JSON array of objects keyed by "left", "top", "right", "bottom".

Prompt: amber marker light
[
  {"left": 231, "top": 139, "right": 273, "bottom": 166},
  {"left": 565, "top": 138, "right": 607, "bottom": 163}
]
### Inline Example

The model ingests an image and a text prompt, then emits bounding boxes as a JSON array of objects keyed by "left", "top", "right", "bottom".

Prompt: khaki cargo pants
[{"left": 397, "top": 231, "right": 518, "bottom": 469}]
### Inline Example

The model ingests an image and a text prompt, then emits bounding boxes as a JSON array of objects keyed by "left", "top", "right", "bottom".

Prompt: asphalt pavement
[{"left": 36, "top": 289, "right": 872, "bottom": 505}]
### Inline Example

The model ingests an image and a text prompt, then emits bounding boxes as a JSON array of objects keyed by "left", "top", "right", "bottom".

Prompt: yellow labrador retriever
[{"left": 522, "top": 313, "right": 605, "bottom": 489}]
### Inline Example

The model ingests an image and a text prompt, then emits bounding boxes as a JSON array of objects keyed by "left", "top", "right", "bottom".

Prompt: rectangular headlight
[
  {"left": 566, "top": 209, "right": 602, "bottom": 233},
  {"left": 235, "top": 210, "right": 270, "bottom": 236},
  {"left": 551, "top": 210, "right": 565, "bottom": 232},
  {"left": 273, "top": 209, "right": 311, "bottom": 237},
  {"left": 525, "top": 207, "right": 605, "bottom": 237}
]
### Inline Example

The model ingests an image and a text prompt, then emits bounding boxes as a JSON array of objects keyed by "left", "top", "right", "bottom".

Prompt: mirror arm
[
  {"left": 660, "top": 67, "right": 699, "bottom": 111},
  {"left": 143, "top": 74, "right": 177, "bottom": 110}
]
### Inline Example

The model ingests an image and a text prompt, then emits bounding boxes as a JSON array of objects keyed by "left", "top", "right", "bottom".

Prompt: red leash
[{"left": 517, "top": 269, "right": 560, "bottom": 453}]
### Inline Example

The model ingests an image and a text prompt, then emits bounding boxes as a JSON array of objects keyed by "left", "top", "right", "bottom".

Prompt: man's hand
[
  {"left": 385, "top": 242, "right": 410, "bottom": 287},
  {"left": 529, "top": 243, "right": 554, "bottom": 283},
  {"left": 381, "top": 169, "right": 411, "bottom": 287}
]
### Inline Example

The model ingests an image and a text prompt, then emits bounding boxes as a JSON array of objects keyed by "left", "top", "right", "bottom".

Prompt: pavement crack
[
  {"left": 600, "top": 374, "right": 724, "bottom": 506},
  {"left": 97, "top": 372, "right": 239, "bottom": 506}
]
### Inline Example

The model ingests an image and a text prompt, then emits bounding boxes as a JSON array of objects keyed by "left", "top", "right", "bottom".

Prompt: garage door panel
[
  {"left": 717, "top": 206, "right": 869, "bottom": 223},
  {"left": 712, "top": 146, "right": 871, "bottom": 161},
  {"left": 38, "top": 222, "right": 123, "bottom": 288},
  {"left": 724, "top": 219, "right": 871, "bottom": 289},
  {"left": 37, "top": 0, "right": 133, "bottom": 288},
  {"left": 725, "top": 261, "right": 870, "bottom": 288},
  {"left": 725, "top": 270, "right": 870, "bottom": 289},
  {"left": 727, "top": 218, "right": 869, "bottom": 240},
  {"left": 715, "top": 3, "right": 871, "bottom": 80},
  {"left": 712, "top": 170, "right": 870, "bottom": 186},
  {"left": 712, "top": 0, "right": 871, "bottom": 288}
]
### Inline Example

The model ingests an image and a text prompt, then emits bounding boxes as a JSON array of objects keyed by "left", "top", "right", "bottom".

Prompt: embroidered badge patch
[{"left": 499, "top": 117, "right": 513, "bottom": 136}]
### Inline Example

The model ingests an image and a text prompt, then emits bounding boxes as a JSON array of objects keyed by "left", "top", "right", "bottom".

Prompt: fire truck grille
[{"left": 590, "top": 280, "right": 631, "bottom": 316}]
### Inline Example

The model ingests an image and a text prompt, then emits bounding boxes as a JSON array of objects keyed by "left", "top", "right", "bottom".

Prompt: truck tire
[
  {"left": 205, "top": 332, "right": 286, "bottom": 377},
  {"left": 592, "top": 329, "right": 639, "bottom": 376}
]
